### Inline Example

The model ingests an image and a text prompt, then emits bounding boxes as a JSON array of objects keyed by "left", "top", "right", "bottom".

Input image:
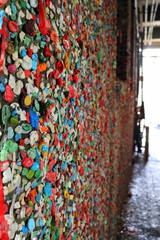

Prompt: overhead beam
[
  {"left": 144, "top": 38, "right": 160, "bottom": 42},
  {"left": 140, "top": 20, "right": 160, "bottom": 27},
  {"left": 144, "top": 38, "right": 160, "bottom": 45},
  {"left": 142, "top": 0, "right": 159, "bottom": 5}
]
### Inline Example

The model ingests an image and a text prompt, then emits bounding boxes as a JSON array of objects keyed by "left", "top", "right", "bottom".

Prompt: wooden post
[{"left": 144, "top": 126, "right": 149, "bottom": 161}]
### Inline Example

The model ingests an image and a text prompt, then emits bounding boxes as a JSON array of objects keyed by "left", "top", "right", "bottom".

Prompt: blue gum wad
[
  {"left": 29, "top": 110, "right": 39, "bottom": 130},
  {"left": 43, "top": 182, "right": 52, "bottom": 197},
  {"left": 27, "top": 218, "right": 35, "bottom": 231},
  {"left": 0, "top": 83, "right": 5, "bottom": 92}
]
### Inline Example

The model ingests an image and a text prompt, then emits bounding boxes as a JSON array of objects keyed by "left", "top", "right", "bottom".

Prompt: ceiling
[{"left": 137, "top": 0, "right": 160, "bottom": 47}]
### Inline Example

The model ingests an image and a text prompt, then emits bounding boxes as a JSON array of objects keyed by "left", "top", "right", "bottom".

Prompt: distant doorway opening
[{"left": 143, "top": 48, "right": 160, "bottom": 127}]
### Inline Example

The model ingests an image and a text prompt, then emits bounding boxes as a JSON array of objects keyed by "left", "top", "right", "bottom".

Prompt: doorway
[{"left": 143, "top": 48, "right": 160, "bottom": 128}]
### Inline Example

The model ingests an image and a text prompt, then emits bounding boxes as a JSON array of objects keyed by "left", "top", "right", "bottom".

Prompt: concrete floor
[{"left": 119, "top": 126, "right": 160, "bottom": 240}]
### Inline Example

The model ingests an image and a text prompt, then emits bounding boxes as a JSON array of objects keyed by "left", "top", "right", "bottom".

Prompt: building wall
[{"left": 0, "top": 0, "right": 135, "bottom": 239}]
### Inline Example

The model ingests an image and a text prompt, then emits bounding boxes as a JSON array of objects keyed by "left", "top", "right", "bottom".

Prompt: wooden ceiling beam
[
  {"left": 144, "top": 38, "right": 160, "bottom": 46},
  {"left": 142, "top": 0, "right": 158, "bottom": 5},
  {"left": 140, "top": 20, "right": 160, "bottom": 27}
]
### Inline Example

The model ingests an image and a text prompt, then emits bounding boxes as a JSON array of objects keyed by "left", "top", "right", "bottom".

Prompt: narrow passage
[{"left": 119, "top": 127, "right": 160, "bottom": 240}]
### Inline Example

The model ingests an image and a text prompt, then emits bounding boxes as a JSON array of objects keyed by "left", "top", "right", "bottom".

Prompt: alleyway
[
  {"left": 119, "top": 126, "right": 160, "bottom": 240},
  {"left": 0, "top": 1, "right": 159, "bottom": 238}
]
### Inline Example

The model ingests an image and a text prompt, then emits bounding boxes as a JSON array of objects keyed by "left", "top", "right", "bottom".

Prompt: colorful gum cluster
[{"left": 0, "top": 0, "right": 134, "bottom": 239}]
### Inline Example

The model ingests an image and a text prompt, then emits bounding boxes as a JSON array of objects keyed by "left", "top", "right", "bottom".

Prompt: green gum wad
[
  {"left": 2, "top": 105, "right": 11, "bottom": 125},
  {"left": 34, "top": 100, "right": 40, "bottom": 111},
  {"left": 10, "top": 117, "right": 19, "bottom": 124},
  {"left": 0, "top": 140, "right": 18, "bottom": 161},
  {"left": 22, "top": 123, "right": 32, "bottom": 133},
  {"left": 26, "top": 170, "right": 35, "bottom": 179},
  {"left": 0, "top": 149, "right": 8, "bottom": 162},
  {"left": 35, "top": 31, "right": 41, "bottom": 41},
  {"left": 27, "top": 148, "right": 36, "bottom": 159},
  {"left": 22, "top": 168, "right": 28, "bottom": 176},
  {"left": 72, "top": 233, "right": 77, "bottom": 240},
  {"left": 11, "top": 14, "right": 17, "bottom": 21},
  {"left": 35, "top": 169, "right": 42, "bottom": 179},
  {"left": 53, "top": 227, "right": 60, "bottom": 240},
  {"left": 19, "top": 1, "right": 27, "bottom": 9},
  {"left": 28, "top": 200, "right": 33, "bottom": 207},
  {"left": 45, "top": 234, "right": 50, "bottom": 240},
  {"left": 33, "top": 231, "right": 39, "bottom": 237},
  {"left": 24, "top": 37, "right": 31, "bottom": 46},
  {"left": 4, "top": 140, "right": 18, "bottom": 153},
  {"left": 46, "top": 217, "right": 51, "bottom": 226}
]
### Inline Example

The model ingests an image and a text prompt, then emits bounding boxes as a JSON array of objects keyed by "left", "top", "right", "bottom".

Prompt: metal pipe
[
  {"left": 144, "top": 0, "right": 149, "bottom": 41},
  {"left": 139, "top": 0, "right": 144, "bottom": 33},
  {"left": 135, "top": 0, "right": 139, "bottom": 38},
  {"left": 148, "top": 0, "right": 160, "bottom": 44}
]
